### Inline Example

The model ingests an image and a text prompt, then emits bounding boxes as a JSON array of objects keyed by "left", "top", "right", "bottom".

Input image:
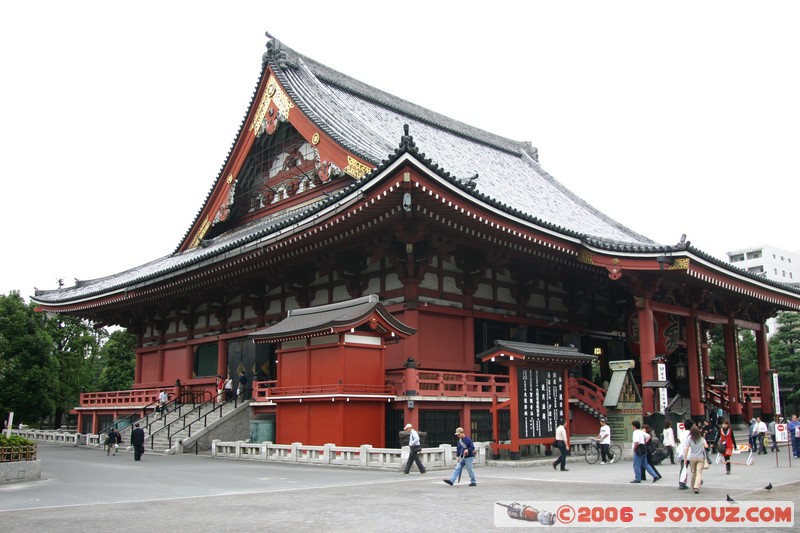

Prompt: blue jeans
[
  {"left": 633, "top": 452, "right": 658, "bottom": 481},
  {"left": 449, "top": 457, "right": 476, "bottom": 484}
]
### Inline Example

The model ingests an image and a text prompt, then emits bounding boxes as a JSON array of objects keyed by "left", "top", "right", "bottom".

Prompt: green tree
[
  {"left": 45, "top": 315, "right": 106, "bottom": 428},
  {"left": 769, "top": 312, "right": 800, "bottom": 411},
  {"left": 0, "top": 292, "right": 59, "bottom": 425},
  {"left": 96, "top": 329, "right": 136, "bottom": 391},
  {"left": 707, "top": 325, "right": 757, "bottom": 385}
]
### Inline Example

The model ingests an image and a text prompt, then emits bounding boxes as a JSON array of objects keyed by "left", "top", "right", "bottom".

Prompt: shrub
[{"left": 0, "top": 434, "right": 35, "bottom": 447}]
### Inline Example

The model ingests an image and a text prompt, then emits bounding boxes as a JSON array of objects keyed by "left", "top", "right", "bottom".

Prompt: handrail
[
  {"left": 568, "top": 377, "right": 607, "bottom": 417},
  {"left": 147, "top": 388, "right": 251, "bottom": 451},
  {"left": 102, "top": 399, "right": 161, "bottom": 434}
]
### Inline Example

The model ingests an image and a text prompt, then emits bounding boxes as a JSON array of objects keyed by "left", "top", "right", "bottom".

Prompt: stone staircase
[{"left": 119, "top": 400, "right": 249, "bottom": 455}]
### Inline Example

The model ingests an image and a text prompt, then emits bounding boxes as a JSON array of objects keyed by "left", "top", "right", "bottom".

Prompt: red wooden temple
[{"left": 32, "top": 33, "right": 800, "bottom": 449}]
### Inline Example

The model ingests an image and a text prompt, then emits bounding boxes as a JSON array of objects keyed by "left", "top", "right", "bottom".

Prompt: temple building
[{"left": 32, "top": 34, "right": 800, "bottom": 450}]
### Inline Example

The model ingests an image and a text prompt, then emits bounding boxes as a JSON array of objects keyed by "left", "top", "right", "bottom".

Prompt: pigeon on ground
[
  {"left": 726, "top": 494, "right": 736, "bottom": 503},
  {"left": 764, "top": 483, "right": 772, "bottom": 490}
]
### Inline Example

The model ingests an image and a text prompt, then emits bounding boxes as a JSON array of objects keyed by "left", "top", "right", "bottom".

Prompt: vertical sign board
[
  {"left": 657, "top": 362, "right": 668, "bottom": 414},
  {"left": 517, "top": 368, "right": 563, "bottom": 439},
  {"left": 772, "top": 373, "right": 782, "bottom": 415}
]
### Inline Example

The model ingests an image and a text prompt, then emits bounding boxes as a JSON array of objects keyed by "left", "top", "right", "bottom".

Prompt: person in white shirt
[
  {"left": 631, "top": 419, "right": 660, "bottom": 483},
  {"left": 676, "top": 419, "right": 694, "bottom": 490},
  {"left": 595, "top": 419, "right": 615, "bottom": 464},
  {"left": 755, "top": 417, "right": 768, "bottom": 454},
  {"left": 158, "top": 390, "right": 169, "bottom": 416},
  {"left": 661, "top": 419, "right": 676, "bottom": 464},
  {"left": 402, "top": 423, "right": 427, "bottom": 474},
  {"left": 552, "top": 421, "right": 569, "bottom": 471}
]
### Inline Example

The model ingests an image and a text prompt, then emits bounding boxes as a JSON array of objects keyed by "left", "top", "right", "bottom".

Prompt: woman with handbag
[{"left": 715, "top": 419, "right": 736, "bottom": 475}]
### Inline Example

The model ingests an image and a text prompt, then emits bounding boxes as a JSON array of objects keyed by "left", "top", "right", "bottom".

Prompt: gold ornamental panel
[{"left": 344, "top": 156, "right": 372, "bottom": 180}]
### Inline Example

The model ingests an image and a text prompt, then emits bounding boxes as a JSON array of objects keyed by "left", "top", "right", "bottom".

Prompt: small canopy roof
[
  {"left": 249, "top": 294, "right": 416, "bottom": 343},
  {"left": 478, "top": 340, "right": 596, "bottom": 369}
]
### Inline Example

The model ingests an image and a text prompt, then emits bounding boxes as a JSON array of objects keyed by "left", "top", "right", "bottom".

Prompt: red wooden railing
[
  {"left": 265, "top": 383, "right": 394, "bottom": 396},
  {"left": 568, "top": 377, "right": 607, "bottom": 417},
  {"left": 704, "top": 378, "right": 761, "bottom": 413},
  {"left": 384, "top": 369, "right": 511, "bottom": 398},
  {"left": 79, "top": 388, "right": 163, "bottom": 407}
]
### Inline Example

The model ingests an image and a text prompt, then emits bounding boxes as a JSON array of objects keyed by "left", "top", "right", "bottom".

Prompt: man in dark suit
[{"left": 131, "top": 423, "right": 145, "bottom": 461}]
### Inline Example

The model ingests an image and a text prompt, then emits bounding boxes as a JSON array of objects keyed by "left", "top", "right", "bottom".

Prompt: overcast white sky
[{"left": 2, "top": 1, "right": 799, "bottom": 300}]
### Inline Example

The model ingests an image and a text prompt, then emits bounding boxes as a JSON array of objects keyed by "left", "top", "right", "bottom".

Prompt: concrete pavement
[{"left": 0, "top": 443, "right": 797, "bottom": 532}]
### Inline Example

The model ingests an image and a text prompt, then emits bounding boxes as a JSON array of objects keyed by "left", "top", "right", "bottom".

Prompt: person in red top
[{"left": 714, "top": 419, "right": 737, "bottom": 475}]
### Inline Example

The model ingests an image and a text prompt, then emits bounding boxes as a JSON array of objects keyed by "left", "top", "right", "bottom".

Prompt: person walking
[
  {"left": 223, "top": 374, "right": 233, "bottom": 402},
  {"left": 662, "top": 420, "right": 676, "bottom": 464},
  {"left": 237, "top": 370, "right": 248, "bottom": 399},
  {"left": 714, "top": 419, "right": 736, "bottom": 475},
  {"left": 631, "top": 420, "right": 660, "bottom": 483},
  {"left": 789, "top": 415, "right": 800, "bottom": 458},
  {"left": 595, "top": 418, "right": 615, "bottom": 464},
  {"left": 768, "top": 417, "right": 779, "bottom": 453},
  {"left": 443, "top": 427, "right": 476, "bottom": 487},
  {"left": 158, "top": 390, "right": 169, "bottom": 416},
  {"left": 216, "top": 374, "right": 224, "bottom": 404},
  {"left": 640, "top": 424, "right": 662, "bottom": 481},
  {"left": 402, "top": 423, "right": 427, "bottom": 475},
  {"left": 677, "top": 419, "right": 694, "bottom": 490},
  {"left": 131, "top": 423, "right": 145, "bottom": 461},
  {"left": 755, "top": 417, "right": 768, "bottom": 454},
  {"left": 748, "top": 418, "right": 758, "bottom": 452},
  {"left": 685, "top": 426, "right": 708, "bottom": 494},
  {"left": 551, "top": 420, "right": 569, "bottom": 472},
  {"left": 105, "top": 427, "right": 120, "bottom": 456}
]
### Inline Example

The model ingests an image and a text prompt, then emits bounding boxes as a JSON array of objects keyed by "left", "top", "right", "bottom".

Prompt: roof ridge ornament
[
  {"left": 263, "top": 31, "right": 297, "bottom": 70},
  {"left": 399, "top": 124, "right": 417, "bottom": 151}
]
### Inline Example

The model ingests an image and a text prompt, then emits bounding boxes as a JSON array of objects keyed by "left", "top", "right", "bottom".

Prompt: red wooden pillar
[
  {"left": 684, "top": 315, "right": 704, "bottom": 418},
  {"left": 723, "top": 319, "right": 743, "bottom": 421},
  {"left": 636, "top": 300, "right": 657, "bottom": 414},
  {"left": 217, "top": 339, "right": 228, "bottom": 380},
  {"left": 157, "top": 347, "right": 165, "bottom": 382},
  {"left": 463, "top": 315, "right": 474, "bottom": 369},
  {"left": 135, "top": 352, "right": 143, "bottom": 384},
  {"left": 755, "top": 325, "right": 774, "bottom": 419}
]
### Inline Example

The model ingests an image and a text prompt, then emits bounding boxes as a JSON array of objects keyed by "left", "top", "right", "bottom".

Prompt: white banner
[{"left": 773, "top": 373, "right": 782, "bottom": 415}]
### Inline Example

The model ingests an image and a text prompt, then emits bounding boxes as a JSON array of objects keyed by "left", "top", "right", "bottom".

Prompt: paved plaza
[{"left": 1, "top": 443, "right": 797, "bottom": 532}]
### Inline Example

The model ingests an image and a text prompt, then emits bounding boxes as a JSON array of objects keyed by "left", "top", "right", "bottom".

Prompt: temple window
[
  {"left": 233, "top": 123, "right": 316, "bottom": 216},
  {"left": 194, "top": 343, "right": 218, "bottom": 377}
]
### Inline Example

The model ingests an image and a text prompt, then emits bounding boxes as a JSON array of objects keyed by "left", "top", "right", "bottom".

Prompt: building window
[
  {"left": 782, "top": 270, "right": 786, "bottom": 277},
  {"left": 730, "top": 254, "right": 744, "bottom": 262},
  {"left": 781, "top": 256, "right": 785, "bottom": 261},
  {"left": 748, "top": 266, "right": 764, "bottom": 274},
  {"left": 194, "top": 343, "right": 218, "bottom": 378},
  {"left": 746, "top": 250, "right": 762, "bottom": 260},
  {"left": 773, "top": 254, "right": 776, "bottom": 259},
  {"left": 774, "top": 268, "right": 778, "bottom": 275}
]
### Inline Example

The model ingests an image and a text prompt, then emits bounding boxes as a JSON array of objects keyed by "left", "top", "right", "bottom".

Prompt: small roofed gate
[
  {"left": 479, "top": 341, "right": 597, "bottom": 459},
  {"left": 250, "top": 295, "right": 416, "bottom": 447}
]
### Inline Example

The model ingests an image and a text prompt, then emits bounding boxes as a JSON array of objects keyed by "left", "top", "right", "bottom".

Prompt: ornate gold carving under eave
[
  {"left": 668, "top": 258, "right": 690, "bottom": 270},
  {"left": 578, "top": 250, "right": 594, "bottom": 265},
  {"left": 190, "top": 217, "right": 212, "bottom": 248},
  {"left": 344, "top": 156, "right": 372, "bottom": 180},
  {"left": 251, "top": 74, "right": 294, "bottom": 137}
]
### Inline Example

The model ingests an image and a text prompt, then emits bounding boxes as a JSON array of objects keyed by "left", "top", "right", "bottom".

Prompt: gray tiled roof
[
  {"left": 249, "top": 294, "right": 416, "bottom": 341},
  {"left": 31, "top": 36, "right": 800, "bottom": 304},
  {"left": 274, "top": 42, "right": 655, "bottom": 246}
]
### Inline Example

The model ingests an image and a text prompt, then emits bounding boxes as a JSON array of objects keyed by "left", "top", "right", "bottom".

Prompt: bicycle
[{"left": 585, "top": 438, "right": 623, "bottom": 465}]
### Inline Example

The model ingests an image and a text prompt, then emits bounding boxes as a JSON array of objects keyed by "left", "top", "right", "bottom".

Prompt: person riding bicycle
[{"left": 595, "top": 418, "right": 616, "bottom": 464}]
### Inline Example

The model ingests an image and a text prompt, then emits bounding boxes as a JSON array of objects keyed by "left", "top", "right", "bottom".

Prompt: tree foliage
[
  {"left": 769, "top": 312, "right": 800, "bottom": 407},
  {"left": 0, "top": 292, "right": 59, "bottom": 424},
  {"left": 0, "top": 291, "right": 136, "bottom": 427},
  {"left": 96, "top": 329, "right": 136, "bottom": 391}
]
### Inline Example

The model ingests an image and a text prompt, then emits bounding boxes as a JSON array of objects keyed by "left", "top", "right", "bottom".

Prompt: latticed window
[{"left": 232, "top": 123, "right": 317, "bottom": 218}]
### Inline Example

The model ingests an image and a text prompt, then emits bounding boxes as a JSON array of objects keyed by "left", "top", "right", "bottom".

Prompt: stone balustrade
[{"left": 210, "top": 439, "right": 488, "bottom": 470}]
